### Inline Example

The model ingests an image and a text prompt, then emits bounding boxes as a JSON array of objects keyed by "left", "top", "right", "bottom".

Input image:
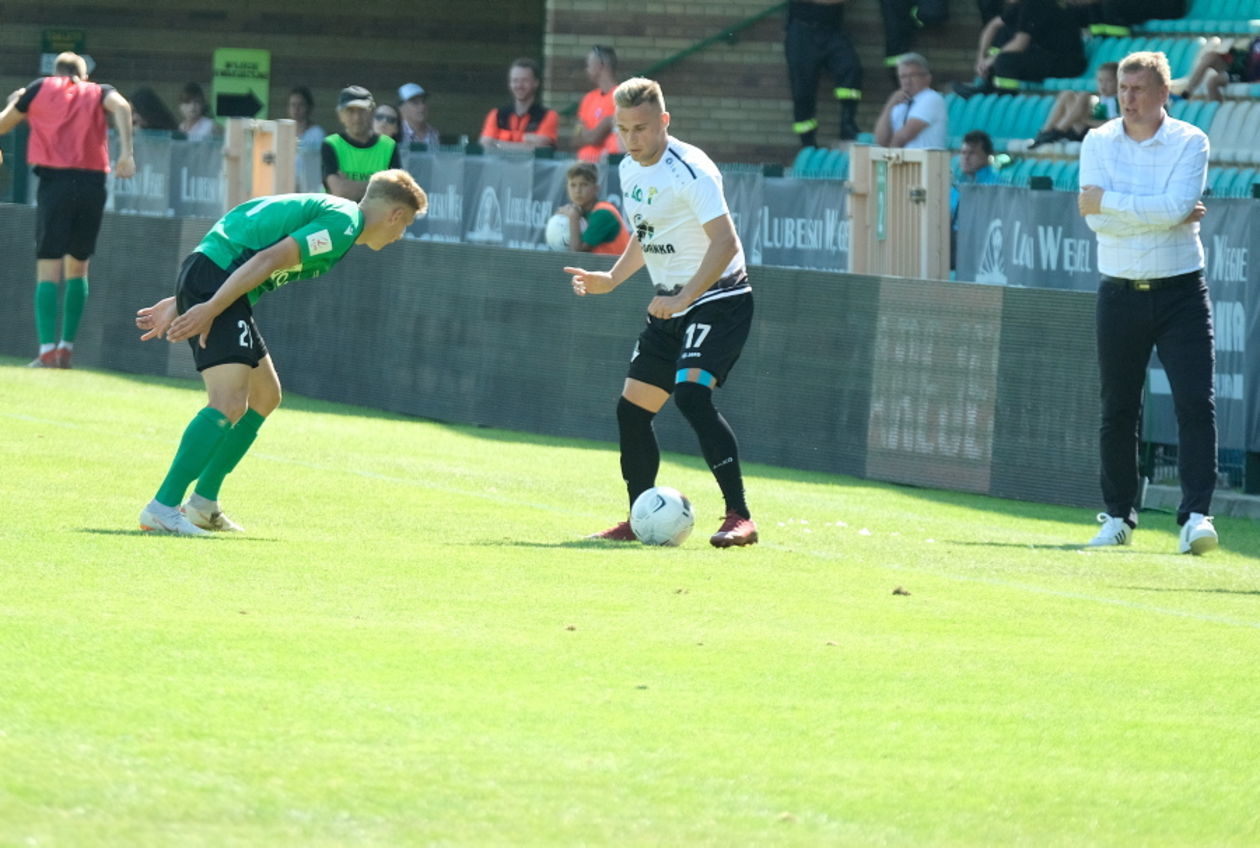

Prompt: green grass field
[{"left": 2, "top": 360, "right": 1259, "bottom": 847}]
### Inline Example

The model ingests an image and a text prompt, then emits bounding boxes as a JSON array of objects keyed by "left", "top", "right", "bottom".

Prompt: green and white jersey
[{"left": 194, "top": 193, "right": 364, "bottom": 304}]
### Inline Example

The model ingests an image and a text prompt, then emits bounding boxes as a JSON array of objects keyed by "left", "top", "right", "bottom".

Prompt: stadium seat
[{"left": 790, "top": 146, "right": 823, "bottom": 178}]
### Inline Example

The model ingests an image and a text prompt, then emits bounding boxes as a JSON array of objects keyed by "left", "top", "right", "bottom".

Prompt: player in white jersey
[{"left": 565, "top": 77, "right": 758, "bottom": 548}]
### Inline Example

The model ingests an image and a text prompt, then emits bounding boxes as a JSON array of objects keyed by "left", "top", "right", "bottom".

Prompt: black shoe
[
  {"left": 1028, "top": 129, "right": 1064, "bottom": 149},
  {"left": 952, "top": 80, "right": 993, "bottom": 99}
]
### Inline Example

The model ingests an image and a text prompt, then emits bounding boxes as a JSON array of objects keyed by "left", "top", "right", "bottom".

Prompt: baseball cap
[
  {"left": 338, "top": 85, "right": 375, "bottom": 110},
  {"left": 398, "top": 82, "right": 427, "bottom": 102}
]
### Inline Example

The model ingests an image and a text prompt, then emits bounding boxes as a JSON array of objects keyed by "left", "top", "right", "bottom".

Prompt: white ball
[
  {"left": 630, "top": 486, "right": 695, "bottom": 547},
  {"left": 545, "top": 213, "right": 571, "bottom": 250}
]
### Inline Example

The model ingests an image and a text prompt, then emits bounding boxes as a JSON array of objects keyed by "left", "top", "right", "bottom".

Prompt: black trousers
[
  {"left": 1096, "top": 272, "right": 1216, "bottom": 525},
  {"left": 786, "top": 15, "right": 862, "bottom": 141}
]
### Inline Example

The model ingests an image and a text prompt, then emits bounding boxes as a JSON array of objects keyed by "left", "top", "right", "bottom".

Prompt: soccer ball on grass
[{"left": 630, "top": 486, "right": 695, "bottom": 546}]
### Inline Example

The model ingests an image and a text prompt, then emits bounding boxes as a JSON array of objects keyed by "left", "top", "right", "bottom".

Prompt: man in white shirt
[
  {"left": 1077, "top": 50, "right": 1218, "bottom": 555},
  {"left": 398, "top": 83, "right": 440, "bottom": 149},
  {"left": 564, "top": 77, "right": 759, "bottom": 548},
  {"left": 874, "top": 53, "right": 948, "bottom": 150}
]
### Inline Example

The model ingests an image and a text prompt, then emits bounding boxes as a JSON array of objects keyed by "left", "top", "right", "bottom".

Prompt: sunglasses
[{"left": 374, "top": 113, "right": 399, "bottom": 124}]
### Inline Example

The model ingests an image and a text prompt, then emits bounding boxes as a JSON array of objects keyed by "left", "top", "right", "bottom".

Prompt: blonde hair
[
  {"left": 614, "top": 77, "right": 666, "bottom": 112},
  {"left": 365, "top": 169, "right": 428, "bottom": 217},
  {"left": 54, "top": 52, "right": 88, "bottom": 78},
  {"left": 1119, "top": 51, "right": 1171, "bottom": 87}
]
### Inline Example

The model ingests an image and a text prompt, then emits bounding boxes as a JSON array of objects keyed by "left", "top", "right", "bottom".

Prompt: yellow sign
[{"left": 212, "top": 48, "right": 270, "bottom": 119}]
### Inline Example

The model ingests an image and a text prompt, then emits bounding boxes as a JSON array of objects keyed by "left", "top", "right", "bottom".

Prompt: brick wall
[
  {"left": 0, "top": 1, "right": 546, "bottom": 145},
  {"left": 544, "top": 0, "right": 985, "bottom": 164}
]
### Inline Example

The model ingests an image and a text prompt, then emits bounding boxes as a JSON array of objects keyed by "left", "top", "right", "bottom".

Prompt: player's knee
[
  {"left": 208, "top": 394, "right": 250, "bottom": 424},
  {"left": 617, "top": 395, "right": 655, "bottom": 428},
  {"left": 251, "top": 389, "right": 281, "bottom": 417},
  {"left": 672, "top": 380, "right": 715, "bottom": 420}
]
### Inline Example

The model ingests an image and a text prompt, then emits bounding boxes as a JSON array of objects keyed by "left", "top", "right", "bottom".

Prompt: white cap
[{"left": 398, "top": 82, "right": 427, "bottom": 102}]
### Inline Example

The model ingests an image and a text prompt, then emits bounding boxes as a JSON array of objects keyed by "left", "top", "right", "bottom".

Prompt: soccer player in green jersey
[{"left": 133, "top": 169, "right": 427, "bottom": 535}]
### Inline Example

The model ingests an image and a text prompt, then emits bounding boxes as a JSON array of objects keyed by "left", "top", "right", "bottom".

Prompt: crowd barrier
[
  {"left": 0, "top": 204, "right": 1102, "bottom": 509},
  {"left": 956, "top": 184, "right": 1259, "bottom": 455}
]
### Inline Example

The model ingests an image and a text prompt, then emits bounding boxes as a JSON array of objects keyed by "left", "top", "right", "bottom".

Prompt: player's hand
[
  {"left": 647, "top": 292, "right": 689, "bottom": 319},
  {"left": 114, "top": 154, "right": 136, "bottom": 179},
  {"left": 1184, "top": 201, "right": 1207, "bottom": 224},
  {"left": 136, "top": 297, "right": 177, "bottom": 341},
  {"left": 565, "top": 266, "right": 616, "bottom": 296},
  {"left": 166, "top": 302, "right": 214, "bottom": 348},
  {"left": 1078, "top": 185, "right": 1104, "bottom": 216},
  {"left": 557, "top": 203, "right": 580, "bottom": 220}
]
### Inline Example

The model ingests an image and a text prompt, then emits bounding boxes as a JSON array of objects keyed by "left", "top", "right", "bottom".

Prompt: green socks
[
  {"left": 35, "top": 281, "right": 58, "bottom": 345},
  {"left": 194, "top": 409, "right": 266, "bottom": 502},
  {"left": 62, "top": 277, "right": 88, "bottom": 343},
  {"left": 155, "top": 407, "right": 232, "bottom": 507},
  {"left": 33, "top": 277, "right": 88, "bottom": 346}
]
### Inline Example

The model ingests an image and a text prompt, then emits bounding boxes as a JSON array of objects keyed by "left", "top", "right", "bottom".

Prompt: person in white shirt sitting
[{"left": 874, "top": 53, "right": 948, "bottom": 149}]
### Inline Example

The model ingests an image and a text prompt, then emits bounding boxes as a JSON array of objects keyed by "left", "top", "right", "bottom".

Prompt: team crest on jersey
[
  {"left": 306, "top": 229, "right": 333, "bottom": 255},
  {"left": 627, "top": 185, "right": 658, "bottom": 205}
]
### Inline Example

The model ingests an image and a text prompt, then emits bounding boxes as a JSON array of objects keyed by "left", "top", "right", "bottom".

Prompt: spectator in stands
[
  {"left": 553, "top": 162, "right": 630, "bottom": 254},
  {"left": 954, "top": 0, "right": 1086, "bottom": 97},
  {"left": 373, "top": 102, "right": 402, "bottom": 144},
  {"left": 1172, "top": 36, "right": 1260, "bottom": 102},
  {"left": 874, "top": 53, "right": 948, "bottom": 149},
  {"left": 1078, "top": 50, "right": 1218, "bottom": 555},
  {"left": 1069, "top": 0, "right": 1188, "bottom": 37},
  {"left": 0, "top": 51, "right": 135, "bottom": 369},
  {"left": 398, "top": 83, "right": 440, "bottom": 148},
  {"left": 1029, "top": 61, "right": 1118, "bottom": 147},
  {"left": 288, "top": 86, "right": 326, "bottom": 151},
  {"left": 573, "top": 45, "right": 623, "bottom": 161},
  {"left": 479, "top": 58, "right": 559, "bottom": 152},
  {"left": 131, "top": 87, "right": 179, "bottom": 131},
  {"left": 785, "top": 0, "right": 862, "bottom": 147},
  {"left": 950, "top": 129, "right": 1001, "bottom": 268},
  {"left": 178, "top": 82, "right": 218, "bottom": 141},
  {"left": 322, "top": 85, "right": 402, "bottom": 201}
]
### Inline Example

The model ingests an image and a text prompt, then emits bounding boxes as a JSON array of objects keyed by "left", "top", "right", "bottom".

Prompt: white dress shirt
[{"left": 1079, "top": 113, "right": 1208, "bottom": 279}]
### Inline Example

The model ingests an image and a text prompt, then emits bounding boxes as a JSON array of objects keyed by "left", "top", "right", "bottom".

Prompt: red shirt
[
  {"left": 22, "top": 75, "right": 111, "bottom": 172},
  {"left": 480, "top": 102, "right": 559, "bottom": 145},
  {"left": 576, "top": 87, "right": 622, "bottom": 162}
]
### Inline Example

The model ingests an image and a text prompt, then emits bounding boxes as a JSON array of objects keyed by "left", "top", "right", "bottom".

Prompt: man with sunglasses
[{"left": 321, "top": 85, "right": 402, "bottom": 201}]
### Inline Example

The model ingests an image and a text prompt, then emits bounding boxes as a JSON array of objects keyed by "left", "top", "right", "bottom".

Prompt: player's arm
[
  {"left": 0, "top": 95, "right": 26, "bottom": 135},
  {"left": 103, "top": 89, "right": 136, "bottom": 178},
  {"left": 1096, "top": 134, "right": 1209, "bottom": 227},
  {"left": 167, "top": 238, "right": 302, "bottom": 346},
  {"left": 566, "top": 235, "right": 644, "bottom": 296},
  {"left": 647, "top": 213, "right": 738, "bottom": 319},
  {"left": 325, "top": 172, "right": 368, "bottom": 201}
]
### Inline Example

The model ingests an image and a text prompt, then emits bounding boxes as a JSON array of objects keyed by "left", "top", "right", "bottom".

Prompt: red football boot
[
  {"left": 710, "top": 511, "right": 759, "bottom": 548},
  {"left": 587, "top": 520, "right": 637, "bottom": 541}
]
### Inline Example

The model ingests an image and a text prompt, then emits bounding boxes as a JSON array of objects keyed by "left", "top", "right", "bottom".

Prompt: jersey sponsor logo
[
  {"left": 627, "top": 185, "right": 658, "bottom": 205},
  {"left": 634, "top": 218, "right": 675, "bottom": 253},
  {"left": 306, "top": 229, "right": 333, "bottom": 255},
  {"left": 643, "top": 243, "right": 676, "bottom": 254},
  {"left": 268, "top": 264, "right": 303, "bottom": 286}
]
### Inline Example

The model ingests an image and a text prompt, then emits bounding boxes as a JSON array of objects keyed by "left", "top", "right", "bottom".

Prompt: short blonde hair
[
  {"left": 365, "top": 169, "right": 428, "bottom": 217},
  {"left": 54, "top": 52, "right": 88, "bottom": 78},
  {"left": 614, "top": 77, "right": 666, "bottom": 112},
  {"left": 1119, "top": 51, "right": 1171, "bottom": 88}
]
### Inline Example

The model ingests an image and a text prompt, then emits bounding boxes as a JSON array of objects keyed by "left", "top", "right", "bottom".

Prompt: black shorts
[
  {"left": 627, "top": 291, "right": 753, "bottom": 392},
  {"left": 34, "top": 168, "right": 107, "bottom": 260},
  {"left": 175, "top": 252, "right": 269, "bottom": 371}
]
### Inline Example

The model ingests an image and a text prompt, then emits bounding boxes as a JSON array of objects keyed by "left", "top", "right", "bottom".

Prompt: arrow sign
[{"left": 216, "top": 91, "right": 262, "bottom": 118}]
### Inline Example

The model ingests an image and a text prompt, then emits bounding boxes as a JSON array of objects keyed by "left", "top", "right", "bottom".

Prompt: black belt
[{"left": 1101, "top": 270, "right": 1200, "bottom": 291}]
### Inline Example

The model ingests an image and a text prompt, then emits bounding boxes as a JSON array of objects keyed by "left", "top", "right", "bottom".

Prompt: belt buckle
[{"left": 1133, "top": 279, "right": 1152, "bottom": 291}]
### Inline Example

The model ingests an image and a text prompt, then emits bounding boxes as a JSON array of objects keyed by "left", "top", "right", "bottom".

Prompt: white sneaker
[
  {"left": 1086, "top": 513, "right": 1132, "bottom": 547},
  {"left": 1179, "top": 512, "right": 1218, "bottom": 555},
  {"left": 140, "top": 504, "right": 211, "bottom": 537},
  {"left": 183, "top": 501, "right": 245, "bottom": 532}
]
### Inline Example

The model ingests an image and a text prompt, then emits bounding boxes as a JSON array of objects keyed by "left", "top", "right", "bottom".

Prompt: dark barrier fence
[{"left": 0, "top": 205, "right": 1101, "bottom": 508}]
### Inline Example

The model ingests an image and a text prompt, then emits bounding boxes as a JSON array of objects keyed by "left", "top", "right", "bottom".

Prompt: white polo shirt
[
  {"left": 891, "top": 88, "right": 948, "bottom": 150},
  {"left": 1079, "top": 113, "right": 1208, "bottom": 279}
]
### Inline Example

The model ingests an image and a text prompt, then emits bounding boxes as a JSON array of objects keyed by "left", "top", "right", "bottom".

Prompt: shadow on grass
[
  {"left": 1120, "top": 586, "right": 1260, "bottom": 597},
  {"left": 79, "top": 528, "right": 280, "bottom": 542},
  {"left": 944, "top": 540, "right": 1127, "bottom": 552},
  {"left": 470, "top": 539, "right": 646, "bottom": 550}
]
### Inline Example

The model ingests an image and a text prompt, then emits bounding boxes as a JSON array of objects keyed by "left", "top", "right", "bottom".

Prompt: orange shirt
[
  {"left": 576, "top": 87, "right": 622, "bottom": 162},
  {"left": 480, "top": 102, "right": 559, "bottom": 145}
]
